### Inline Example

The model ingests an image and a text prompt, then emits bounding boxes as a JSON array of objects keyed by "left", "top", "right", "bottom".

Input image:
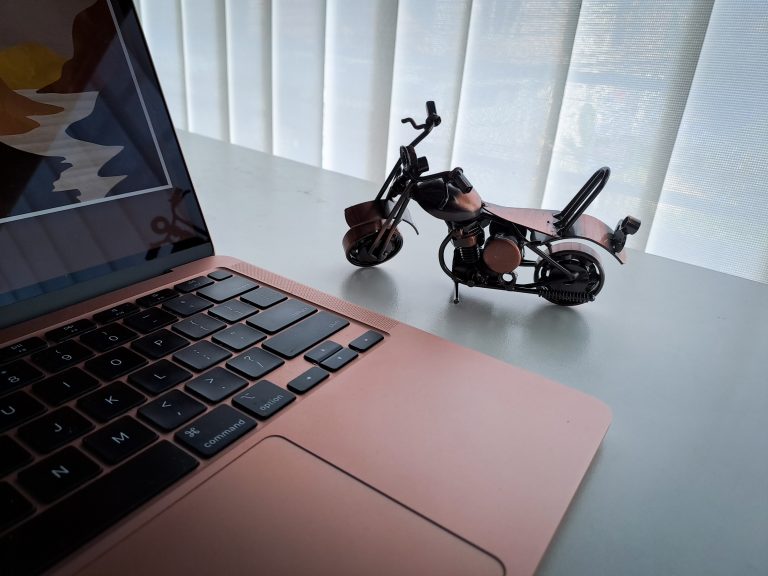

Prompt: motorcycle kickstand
[{"left": 453, "top": 281, "right": 460, "bottom": 304}]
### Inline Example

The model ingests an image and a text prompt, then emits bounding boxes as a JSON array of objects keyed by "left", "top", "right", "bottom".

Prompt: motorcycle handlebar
[
  {"left": 401, "top": 101, "right": 442, "bottom": 132},
  {"left": 426, "top": 101, "right": 441, "bottom": 127}
]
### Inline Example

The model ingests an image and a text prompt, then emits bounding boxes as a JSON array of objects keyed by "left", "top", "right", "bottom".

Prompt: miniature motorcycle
[{"left": 342, "top": 101, "right": 641, "bottom": 306}]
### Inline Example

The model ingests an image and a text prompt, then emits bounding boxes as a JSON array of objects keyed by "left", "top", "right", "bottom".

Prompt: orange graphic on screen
[{"left": 0, "top": 0, "right": 169, "bottom": 222}]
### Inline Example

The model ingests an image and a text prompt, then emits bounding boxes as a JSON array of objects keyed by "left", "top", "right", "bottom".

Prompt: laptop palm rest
[{"left": 77, "top": 436, "right": 503, "bottom": 576}]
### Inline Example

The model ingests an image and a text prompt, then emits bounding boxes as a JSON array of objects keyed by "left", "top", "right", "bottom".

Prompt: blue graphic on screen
[{"left": 0, "top": 0, "right": 169, "bottom": 223}]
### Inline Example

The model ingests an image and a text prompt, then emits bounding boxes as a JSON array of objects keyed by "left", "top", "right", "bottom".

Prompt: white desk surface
[{"left": 179, "top": 131, "right": 768, "bottom": 576}]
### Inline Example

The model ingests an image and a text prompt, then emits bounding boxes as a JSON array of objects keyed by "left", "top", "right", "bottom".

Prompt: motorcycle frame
[{"left": 342, "top": 100, "right": 640, "bottom": 306}]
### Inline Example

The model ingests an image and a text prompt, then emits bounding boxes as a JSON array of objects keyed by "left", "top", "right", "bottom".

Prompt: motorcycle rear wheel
[{"left": 534, "top": 246, "right": 604, "bottom": 306}]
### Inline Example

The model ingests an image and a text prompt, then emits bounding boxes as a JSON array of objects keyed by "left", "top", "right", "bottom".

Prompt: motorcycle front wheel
[{"left": 342, "top": 221, "right": 404, "bottom": 267}]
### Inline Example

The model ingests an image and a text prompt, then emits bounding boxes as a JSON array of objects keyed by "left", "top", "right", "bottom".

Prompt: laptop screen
[{"left": 0, "top": 0, "right": 212, "bottom": 328}]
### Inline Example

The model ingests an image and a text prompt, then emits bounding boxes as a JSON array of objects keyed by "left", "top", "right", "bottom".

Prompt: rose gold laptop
[{"left": 0, "top": 2, "right": 611, "bottom": 574}]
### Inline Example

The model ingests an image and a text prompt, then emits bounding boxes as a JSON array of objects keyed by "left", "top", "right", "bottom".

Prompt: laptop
[{"left": 0, "top": 1, "right": 611, "bottom": 574}]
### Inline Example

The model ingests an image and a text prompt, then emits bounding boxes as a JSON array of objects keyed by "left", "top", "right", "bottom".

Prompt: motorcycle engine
[{"left": 482, "top": 234, "right": 522, "bottom": 274}]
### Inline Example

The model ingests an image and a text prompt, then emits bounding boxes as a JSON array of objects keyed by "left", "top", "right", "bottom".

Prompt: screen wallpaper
[
  {"left": 0, "top": 0, "right": 211, "bottom": 322},
  {"left": 0, "top": 0, "right": 169, "bottom": 223}
]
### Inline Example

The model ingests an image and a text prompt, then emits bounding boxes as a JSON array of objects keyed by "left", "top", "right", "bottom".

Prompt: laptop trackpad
[{"left": 81, "top": 436, "right": 503, "bottom": 576}]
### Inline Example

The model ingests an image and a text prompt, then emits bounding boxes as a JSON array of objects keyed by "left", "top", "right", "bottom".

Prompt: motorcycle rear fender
[
  {"left": 483, "top": 203, "right": 627, "bottom": 264},
  {"left": 344, "top": 199, "right": 419, "bottom": 234}
]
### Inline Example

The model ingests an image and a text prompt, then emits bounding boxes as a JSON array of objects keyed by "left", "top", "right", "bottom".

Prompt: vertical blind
[{"left": 135, "top": 0, "right": 768, "bottom": 284}]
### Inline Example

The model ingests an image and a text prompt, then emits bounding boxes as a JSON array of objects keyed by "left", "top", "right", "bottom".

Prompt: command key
[{"left": 175, "top": 405, "right": 256, "bottom": 458}]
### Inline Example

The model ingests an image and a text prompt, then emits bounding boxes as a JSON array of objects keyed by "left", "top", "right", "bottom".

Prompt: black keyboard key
[
  {"left": 31, "top": 368, "right": 99, "bottom": 406},
  {"left": 304, "top": 340, "right": 342, "bottom": 364},
  {"left": 138, "top": 390, "right": 205, "bottom": 431},
  {"left": 0, "top": 436, "right": 32, "bottom": 476},
  {"left": 349, "top": 330, "right": 384, "bottom": 352},
  {"left": 212, "top": 323, "right": 267, "bottom": 351},
  {"left": 209, "top": 299, "right": 258, "bottom": 323},
  {"left": 287, "top": 366, "right": 330, "bottom": 394},
  {"left": 173, "top": 312, "right": 226, "bottom": 340},
  {"left": 198, "top": 276, "right": 258, "bottom": 303},
  {"left": 208, "top": 269, "right": 232, "bottom": 281},
  {"left": 175, "top": 405, "right": 256, "bottom": 458},
  {"left": 263, "top": 312, "right": 349, "bottom": 359},
  {"left": 174, "top": 275, "right": 214, "bottom": 293},
  {"left": 80, "top": 323, "right": 138, "bottom": 352},
  {"left": 18, "top": 446, "right": 101, "bottom": 504},
  {"left": 0, "top": 337, "right": 46, "bottom": 365},
  {"left": 83, "top": 416, "right": 158, "bottom": 465},
  {"left": 246, "top": 299, "right": 317, "bottom": 334},
  {"left": 186, "top": 367, "right": 247, "bottom": 403},
  {"left": 31, "top": 341, "right": 93, "bottom": 373},
  {"left": 93, "top": 302, "right": 140, "bottom": 324},
  {"left": 0, "top": 441, "right": 197, "bottom": 575},
  {"left": 0, "top": 483, "right": 34, "bottom": 532},
  {"left": 320, "top": 347, "right": 359, "bottom": 372},
  {"left": 84, "top": 347, "right": 147, "bottom": 381},
  {"left": 0, "top": 391, "right": 44, "bottom": 433},
  {"left": 124, "top": 308, "right": 177, "bottom": 334},
  {"left": 128, "top": 360, "right": 192, "bottom": 395},
  {"left": 17, "top": 407, "right": 94, "bottom": 454},
  {"left": 173, "top": 341, "right": 232, "bottom": 372},
  {"left": 241, "top": 286, "right": 287, "bottom": 309},
  {"left": 46, "top": 319, "right": 96, "bottom": 343},
  {"left": 77, "top": 382, "right": 146, "bottom": 422},
  {"left": 1, "top": 359, "right": 44, "bottom": 394},
  {"left": 233, "top": 380, "right": 295, "bottom": 420},
  {"left": 131, "top": 329, "right": 190, "bottom": 359},
  {"left": 136, "top": 288, "right": 178, "bottom": 308},
  {"left": 226, "top": 347, "right": 284, "bottom": 379},
  {"left": 163, "top": 294, "right": 213, "bottom": 317}
]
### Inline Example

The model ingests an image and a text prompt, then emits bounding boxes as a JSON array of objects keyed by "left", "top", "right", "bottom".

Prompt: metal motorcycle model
[{"left": 342, "top": 102, "right": 641, "bottom": 305}]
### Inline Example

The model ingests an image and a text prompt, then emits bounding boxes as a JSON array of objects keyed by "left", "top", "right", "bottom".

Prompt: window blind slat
[
  {"left": 139, "top": 0, "right": 188, "bottom": 130},
  {"left": 226, "top": 0, "right": 272, "bottom": 152},
  {"left": 541, "top": 0, "right": 713, "bottom": 250},
  {"left": 385, "top": 0, "right": 472, "bottom": 176},
  {"left": 647, "top": 0, "right": 768, "bottom": 282},
  {"left": 138, "top": 0, "right": 768, "bottom": 283},
  {"left": 181, "top": 0, "right": 229, "bottom": 140},
  {"left": 450, "top": 0, "right": 580, "bottom": 208},
  {"left": 322, "top": 0, "right": 398, "bottom": 181},
  {"left": 272, "top": 0, "right": 326, "bottom": 166}
]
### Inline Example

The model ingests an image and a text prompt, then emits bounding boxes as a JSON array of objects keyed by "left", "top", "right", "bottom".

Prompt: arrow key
[
  {"left": 138, "top": 390, "right": 205, "bottom": 431},
  {"left": 287, "top": 366, "right": 330, "bottom": 394}
]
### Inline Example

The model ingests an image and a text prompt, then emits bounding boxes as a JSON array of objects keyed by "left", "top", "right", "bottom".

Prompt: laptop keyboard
[{"left": 0, "top": 269, "right": 383, "bottom": 574}]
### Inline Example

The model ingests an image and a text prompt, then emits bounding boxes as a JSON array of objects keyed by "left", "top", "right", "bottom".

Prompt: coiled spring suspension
[{"left": 452, "top": 222, "right": 485, "bottom": 263}]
